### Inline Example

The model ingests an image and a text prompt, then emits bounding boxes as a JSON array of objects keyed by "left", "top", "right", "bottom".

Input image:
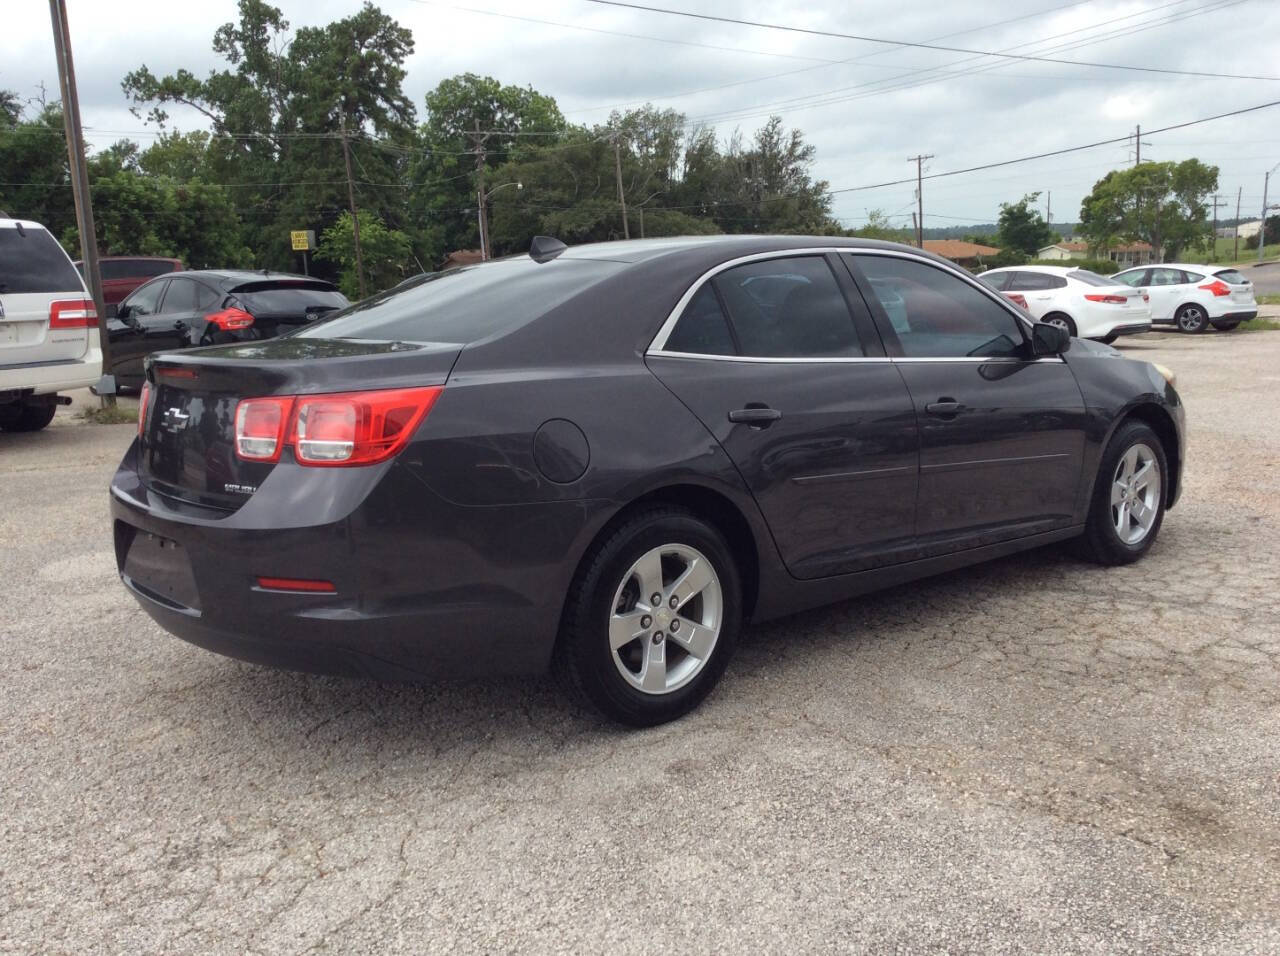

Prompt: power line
[{"left": 583, "top": 0, "right": 1280, "bottom": 82}]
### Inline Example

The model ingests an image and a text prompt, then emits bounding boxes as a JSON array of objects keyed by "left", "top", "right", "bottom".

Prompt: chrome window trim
[
  {"left": 646, "top": 245, "right": 1046, "bottom": 361},
  {"left": 647, "top": 350, "right": 892, "bottom": 365}
]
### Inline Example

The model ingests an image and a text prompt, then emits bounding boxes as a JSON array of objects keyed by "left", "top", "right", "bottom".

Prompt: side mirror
[
  {"left": 115, "top": 304, "right": 132, "bottom": 322},
  {"left": 106, "top": 303, "right": 119, "bottom": 319},
  {"left": 1031, "top": 322, "right": 1070, "bottom": 356}
]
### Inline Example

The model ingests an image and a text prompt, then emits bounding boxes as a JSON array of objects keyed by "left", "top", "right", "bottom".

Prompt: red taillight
[
  {"left": 1198, "top": 280, "right": 1231, "bottom": 297},
  {"left": 234, "top": 396, "right": 294, "bottom": 462},
  {"left": 1143, "top": 293, "right": 1150, "bottom": 303},
  {"left": 138, "top": 381, "right": 151, "bottom": 438},
  {"left": 1084, "top": 294, "right": 1129, "bottom": 305},
  {"left": 1004, "top": 293, "right": 1029, "bottom": 309},
  {"left": 207, "top": 307, "right": 255, "bottom": 331},
  {"left": 48, "top": 298, "right": 97, "bottom": 329},
  {"left": 256, "top": 576, "right": 336, "bottom": 593},
  {"left": 233, "top": 387, "right": 441, "bottom": 466}
]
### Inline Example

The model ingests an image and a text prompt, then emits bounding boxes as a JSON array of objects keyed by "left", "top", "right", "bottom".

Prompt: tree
[
  {"left": 317, "top": 211, "right": 412, "bottom": 298},
  {"left": 996, "top": 193, "right": 1053, "bottom": 255},
  {"left": 0, "top": 102, "right": 74, "bottom": 236},
  {"left": 1079, "top": 160, "right": 1218, "bottom": 261},
  {"left": 848, "top": 209, "right": 905, "bottom": 241}
]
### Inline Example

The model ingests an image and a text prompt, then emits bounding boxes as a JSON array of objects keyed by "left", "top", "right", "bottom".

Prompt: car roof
[
  {"left": 980, "top": 264, "right": 1075, "bottom": 276},
  {"left": 0, "top": 218, "right": 50, "bottom": 231},
  {"left": 178, "top": 269, "right": 335, "bottom": 287},
  {"left": 555, "top": 234, "right": 952, "bottom": 265}
]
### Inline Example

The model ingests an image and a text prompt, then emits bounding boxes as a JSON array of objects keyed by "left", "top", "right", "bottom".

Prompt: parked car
[
  {"left": 0, "top": 217, "right": 101, "bottom": 432},
  {"left": 75, "top": 256, "right": 183, "bottom": 309},
  {"left": 1110, "top": 263, "right": 1258, "bottom": 333},
  {"left": 106, "top": 271, "right": 348, "bottom": 388},
  {"left": 978, "top": 265, "right": 1151, "bottom": 342},
  {"left": 112, "top": 237, "right": 1184, "bottom": 725}
]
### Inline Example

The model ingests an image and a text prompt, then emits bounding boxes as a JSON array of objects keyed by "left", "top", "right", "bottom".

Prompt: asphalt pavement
[{"left": 2, "top": 331, "right": 1278, "bottom": 953}]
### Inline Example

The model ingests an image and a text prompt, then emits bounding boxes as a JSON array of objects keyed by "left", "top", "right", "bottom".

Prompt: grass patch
[
  {"left": 1238, "top": 318, "right": 1280, "bottom": 332},
  {"left": 1256, "top": 293, "right": 1280, "bottom": 306},
  {"left": 78, "top": 404, "right": 139, "bottom": 425}
]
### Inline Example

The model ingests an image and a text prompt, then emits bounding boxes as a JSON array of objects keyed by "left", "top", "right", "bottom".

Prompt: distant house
[
  {"left": 1218, "top": 220, "right": 1262, "bottom": 240},
  {"left": 1036, "top": 240, "right": 1155, "bottom": 266},
  {"left": 439, "top": 249, "right": 484, "bottom": 270},
  {"left": 921, "top": 239, "right": 1000, "bottom": 267}
]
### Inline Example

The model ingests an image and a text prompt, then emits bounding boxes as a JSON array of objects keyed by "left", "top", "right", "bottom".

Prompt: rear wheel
[
  {"left": 558, "top": 506, "right": 741, "bottom": 726},
  {"left": 1176, "top": 304, "right": 1209, "bottom": 333},
  {"left": 1212, "top": 320, "right": 1241, "bottom": 332},
  {"left": 0, "top": 402, "right": 57, "bottom": 432},
  {"left": 1076, "top": 421, "right": 1167, "bottom": 565},
  {"left": 1043, "top": 313, "right": 1077, "bottom": 337}
]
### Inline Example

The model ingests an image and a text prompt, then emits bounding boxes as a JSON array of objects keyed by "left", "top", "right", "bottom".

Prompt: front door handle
[
  {"left": 728, "top": 406, "right": 782, "bottom": 427},
  {"left": 925, "top": 400, "right": 965, "bottom": 417}
]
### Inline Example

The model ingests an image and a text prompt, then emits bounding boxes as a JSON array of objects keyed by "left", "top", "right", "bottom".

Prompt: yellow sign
[{"left": 290, "top": 230, "right": 315, "bottom": 251}]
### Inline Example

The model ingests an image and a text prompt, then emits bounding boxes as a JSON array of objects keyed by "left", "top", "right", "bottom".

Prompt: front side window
[
  {"left": 1008, "top": 272, "right": 1064, "bottom": 292},
  {"left": 853, "top": 255, "right": 1025, "bottom": 359},
  {"left": 1148, "top": 268, "right": 1184, "bottom": 286},
  {"left": 125, "top": 280, "right": 168, "bottom": 316},
  {"left": 712, "top": 256, "right": 862, "bottom": 358},
  {"left": 1112, "top": 269, "right": 1148, "bottom": 287},
  {"left": 979, "top": 271, "right": 1011, "bottom": 291}
]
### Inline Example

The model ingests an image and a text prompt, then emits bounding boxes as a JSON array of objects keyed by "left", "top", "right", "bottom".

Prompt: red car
[{"left": 75, "top": 257, "right": 184, "bottom": 309}]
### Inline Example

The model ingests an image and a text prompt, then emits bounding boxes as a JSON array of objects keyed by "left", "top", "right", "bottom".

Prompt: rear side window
[
  {"left": 298, "top": 258, "right": 620, "bottom": 344},
  {"left": 1180, "top": 270, "right": 1204, "bottom": 284},
  {"left": 665, "top": 284, "right": 736, "bottom": 355},
  {"left": 1214, "top": 269, "right": 1247, "bottom": 285},
  {"left": 0, "top": 227, "right": 83, "bottom": 294},
  {"left": 160, "top": 278, "right": 199, "bottom": 312},
  {"left": 1008, "top": 272, "right": 1066, "bottom": 291},
  {"left": 979, "top": 271, "right": 1011, "bottom": 291},
  {"left": 712, "top": 256, "right": 862, "bottom": 358},
  {"left": 233, "top": 283, "right": 348, "bottom": 318}
]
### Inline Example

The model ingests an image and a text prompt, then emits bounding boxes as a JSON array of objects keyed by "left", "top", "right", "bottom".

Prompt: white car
[
  {"left": 1111, "top": 263, "right": 1258, "bottom": 333},
  {"left": 978, "top": 265, "right": 1152, "bottom": 343},
  {"left": 0, "top": 217, "right": 102, "bottom": 431}
]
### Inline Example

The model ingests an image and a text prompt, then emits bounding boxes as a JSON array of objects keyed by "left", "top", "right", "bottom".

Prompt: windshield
[
  {"left": 231, "top": 283, "right": 348, "bottom": 317},
  {"left": 297, "top": 257, "right": 622, "bottom": 344},
  {"left": 1067, "top": 270, "right": 1121, "bottom": 287}
]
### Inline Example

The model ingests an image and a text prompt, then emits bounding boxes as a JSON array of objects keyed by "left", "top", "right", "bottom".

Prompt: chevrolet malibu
[{"left": 111, "top": 236, "right": 1185, "bottom": 725}]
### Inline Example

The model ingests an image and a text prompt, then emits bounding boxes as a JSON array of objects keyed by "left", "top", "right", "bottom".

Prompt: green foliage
[
  {"left": 985, "top": 248, "right": 1028, "bottom": 268},
  {"left": 847, "top": 209, "right": 907, "bottom": 241},
  {"left": 1079, "top": 159, "right": 1219, "bottom": 261},
  {"left": 317, "top": 211, "right": 413, "bottom": 298},
  {"left": 1026, "top": 257, "right": 1118, "bottom": 275},
  {"left": 0, "top": 102, "right": 75, "bottom": 236},
  {"left": 996, "top": 193, "right": 1053, "bottom": 255}
]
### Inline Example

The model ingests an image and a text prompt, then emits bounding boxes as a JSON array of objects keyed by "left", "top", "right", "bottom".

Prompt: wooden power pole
[
  {"left": 1234, "top": 186, "right": 1243, "bottom": 261},
  {"left": 48, "top": 0, "right": 114, "bottom": 406},
  {"left": 908, "top": 153, "right": 933, "bottom": 248},
  {"left": 1209, "top": 194, "right": 1227, "bottom": 261},
  {"left": 339, "top": 114, "right": 366, "bottom": 299},
  {"left": 471, "top": 121, "right": 491, "bottom": 260},
  {"left": 613, "top": 135, "right": 630, "bottom": 240}
]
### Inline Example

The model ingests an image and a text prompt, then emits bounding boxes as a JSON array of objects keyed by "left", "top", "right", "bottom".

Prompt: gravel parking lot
[{"left": 2, "top": 332, "right": 1278, "bottom": 953}]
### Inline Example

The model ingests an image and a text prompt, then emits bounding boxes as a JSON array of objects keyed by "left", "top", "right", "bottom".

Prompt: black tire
[
  {"left": 1101, "top": 333, "right": 1119, "bottom": 345},
  {"left": 0, "top": 403, "right": 57, "bottom": 432},
  {"left": 1043, "top": 313, "right": 1077, "bottom": 338},
  {"left": 1211, "top": 321, "right": 1241, "bottom": 332},
  {"left": 558, "top": 505, "right": 742, "bottom": 726},
  {"left": 1175, "top": 304, "right": 1209, "bottom": 333},
  {"left": 1076, "top": 421, "right": 1168, "bottom": 566}
]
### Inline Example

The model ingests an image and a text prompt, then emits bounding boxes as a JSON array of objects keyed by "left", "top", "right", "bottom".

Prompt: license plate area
[
  {"left": 121, "top": 525, "right": 202, "bottom": 612},
  {"left": 0, "top": 323, "right": 18, "bottom": 345}
]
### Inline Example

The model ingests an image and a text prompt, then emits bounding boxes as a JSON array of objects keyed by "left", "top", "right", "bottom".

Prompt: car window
[
  {"left": 1214, "top": 269, "right": 1248, "bottom": 285},
  {"left": 853, "top": 255, "right": 1025, "bottom": 360},
  {"left": 194, "top": 283, "right": 221, "bottom": 311},
  {"left": 1066, "top": 270, "right": 1117, "bottom": 287},
  {"left": 712, "top": 256, "right": 862, "bottom": 358},
  {"left": 1180, "top": 270, "right": 1204, "bottom": 284},
  {"left": 665, "top": 284, "right": 736, "bottom": 355},
  {"left": 233, "top": 282, "right": 348, "bottom": 318},
  {"left": 0, "top": 226, "right": 84, "bottom": 294},
  {"left": 1112, "top": 270, "right": 1147, "bottom": 287},
  {"left": 1008, "top": 272, "right": 1064, "bottom": 292},
  {"left": 1148, "top": 268, "right": 1183, "bottom": 286},
  {"left": 979, "top": 271, "right": 1011, "bottom": 291},
  {"left": 125, "top": 280, "right": 168, "bottom": 316},
  {"left": 160, "top": 278, "right": 199, "bottom": 313}
]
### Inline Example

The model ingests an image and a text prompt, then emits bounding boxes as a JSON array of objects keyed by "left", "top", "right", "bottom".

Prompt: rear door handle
[
  {"left": 728, "top": 406, "right": 782, "bottom": 427},
  {"left": 925, "top": 400, "right": 965, "bottom": 417}
]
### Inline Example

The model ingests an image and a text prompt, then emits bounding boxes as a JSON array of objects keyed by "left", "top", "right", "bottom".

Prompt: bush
[{"left": 1026, "top": 257, "right": 1118, "bottom": 274}]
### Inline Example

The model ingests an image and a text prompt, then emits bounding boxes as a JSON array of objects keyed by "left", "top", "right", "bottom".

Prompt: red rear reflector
[
  {"left": 48, "top": 299, "right": 97, "bottom": 329},
  {"left": 157, "top": 366, "right": 199, "bottom": 380},
  {"left": 1198, "top": 280, "right": 1231, "bottom": 297},
  {"left": 256, "top": 577, "right": 336, "bottom": 593},
  {"left": 1084, "top": 294, "right": 1128, "bottom": 304},
  {"left": 138, "top": 382, "right": 151, "bottom": 437},
  {"left": 207, "top": 307, "right": 255, "bottom": 331},
  {"left": 234, "top": 397, "right": 294, "bottom": 462}
]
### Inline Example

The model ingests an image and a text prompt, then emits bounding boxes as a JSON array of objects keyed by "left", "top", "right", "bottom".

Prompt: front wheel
[
  {"left": 1176, "top": 304, "right": 1209, "bottom": 333},
  {"left": 1076, "top": 421, "right": 1167, "bottom": 565},
  {"left": 558, "top": 506, "right": 742, "bottom": 726}
]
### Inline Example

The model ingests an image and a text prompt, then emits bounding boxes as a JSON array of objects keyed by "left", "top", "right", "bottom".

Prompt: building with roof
[
  {"left": 921, "top": 239, "right": 1001, "bottom": 267},
  {"left": 1037, "top": 240, "right": 1155, "bottom": 266}
]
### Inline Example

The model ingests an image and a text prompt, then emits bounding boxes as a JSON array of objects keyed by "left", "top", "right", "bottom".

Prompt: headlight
[{"left": 1152, "top": 362, "right": 1176, "bottom": 387}]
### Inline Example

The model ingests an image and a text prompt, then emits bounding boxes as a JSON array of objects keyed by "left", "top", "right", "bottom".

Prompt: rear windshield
[
  {"left": 1214, "top": 269, "right": 1248, "bottom": 285},
  {"left": 297, "top": 258, "right": 621, "bottom": 344},
  {"left": 94, "top": 259, "right": 179, "bottom": 281},
  {"left": 231, "top": 282, "right": 348, "bottom": 317},
  {"left": 0, "top": 227, "right": 83, "bottom": 294},
  {"left": 1067, "top": 269, "right": 1117, "bottom": 287}
]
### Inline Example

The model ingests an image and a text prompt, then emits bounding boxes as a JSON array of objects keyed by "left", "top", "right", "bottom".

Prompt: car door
[
  {"left": 844, "top": 251, "right": 1088, "bottom": 556},
  {"left": 154, "top": 276, "right": 214, "bottom": 345},
  {"left": 1145, "top": 267, "right": 1184, "bottom": 320},
  {"left": 109, "top": 278, "right": 169, "bottom": 382},
  {"left": 646, "top": 252, "right": 921, "bottom": 579}
]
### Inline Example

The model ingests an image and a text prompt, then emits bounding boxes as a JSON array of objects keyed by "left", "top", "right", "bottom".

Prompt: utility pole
[
  {"left": 1233, "top": 186, "right": 1243, "bottom": 261},
  {"left": 470, "top": 120, "right": 491, "bottom": 260},
  {"left": 613, "top": 134, "right": 630, "bottom": 240},
  {"left": 1135, "top": 125, "right": 1140, "bottom": 165},
  {"left": 908, "top": 153, "right": 933, "bottom": 249},
  {"left": 1209, "top": 194, "right": 1227, "bottom": 261},
  {"left": 911, "top": 211, "right": 919, "bottom": 247},
  {"left": 1260, "top": 168, "right": 1273, "bottom": 263},
  {"left": 339, "top": 114, "right": 366, "bottom": 298},
  {"left": 1046, "top": 191, "right": 1052, "bottom": 225},
  {"left": 48, "top": 0, "right": 114, "bottom": 406}
]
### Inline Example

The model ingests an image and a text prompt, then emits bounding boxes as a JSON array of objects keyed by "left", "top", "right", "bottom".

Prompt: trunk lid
[{"left": 138, "top": 337, "right": 460, "bottom": 511}]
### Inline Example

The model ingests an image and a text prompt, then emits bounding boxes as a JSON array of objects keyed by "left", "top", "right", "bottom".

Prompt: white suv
[
  {"left": 977, "top": 265, "right": 1151, "bottom": 343},
  {"left": 1111, "top": 263, "right": 1258, "bottom": 333},
  {"left": 0, "top": 218, "right": 101, "bottom": 431}
]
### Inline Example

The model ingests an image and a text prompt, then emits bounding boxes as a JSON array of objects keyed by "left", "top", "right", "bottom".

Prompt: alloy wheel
[
  {"left": 1177, "top": 306, "right": 1207, "bottom": 333},
  {"left": 1111, "top": 442, "right": 1162, "bottom": 545},
  {"left": 608, "top": 544, "right": 723, "bottom": 695}
]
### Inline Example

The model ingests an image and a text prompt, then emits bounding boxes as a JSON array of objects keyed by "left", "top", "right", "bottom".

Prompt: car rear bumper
[
  {"left": 0, "top": 348, "right": 101, "bottom": 396},
  {"left": 1104, "top": 321, "right": 1152, "bottom": 338},
  {"left": 1218, "top": 310, "right": 1257, "bottom": 322},
  {"left": 109, "top": 440, "right": 597, "bottom": 681}
]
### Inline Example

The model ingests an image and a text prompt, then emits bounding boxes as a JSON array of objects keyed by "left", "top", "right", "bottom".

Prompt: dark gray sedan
[{"left": 110, "top": 236, "right": 1184, "bottom": 725}]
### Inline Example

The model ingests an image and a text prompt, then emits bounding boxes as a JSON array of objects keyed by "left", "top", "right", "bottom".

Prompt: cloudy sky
[{"left": 6, "top": 0, "right": 1280, "bottom": 230}]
